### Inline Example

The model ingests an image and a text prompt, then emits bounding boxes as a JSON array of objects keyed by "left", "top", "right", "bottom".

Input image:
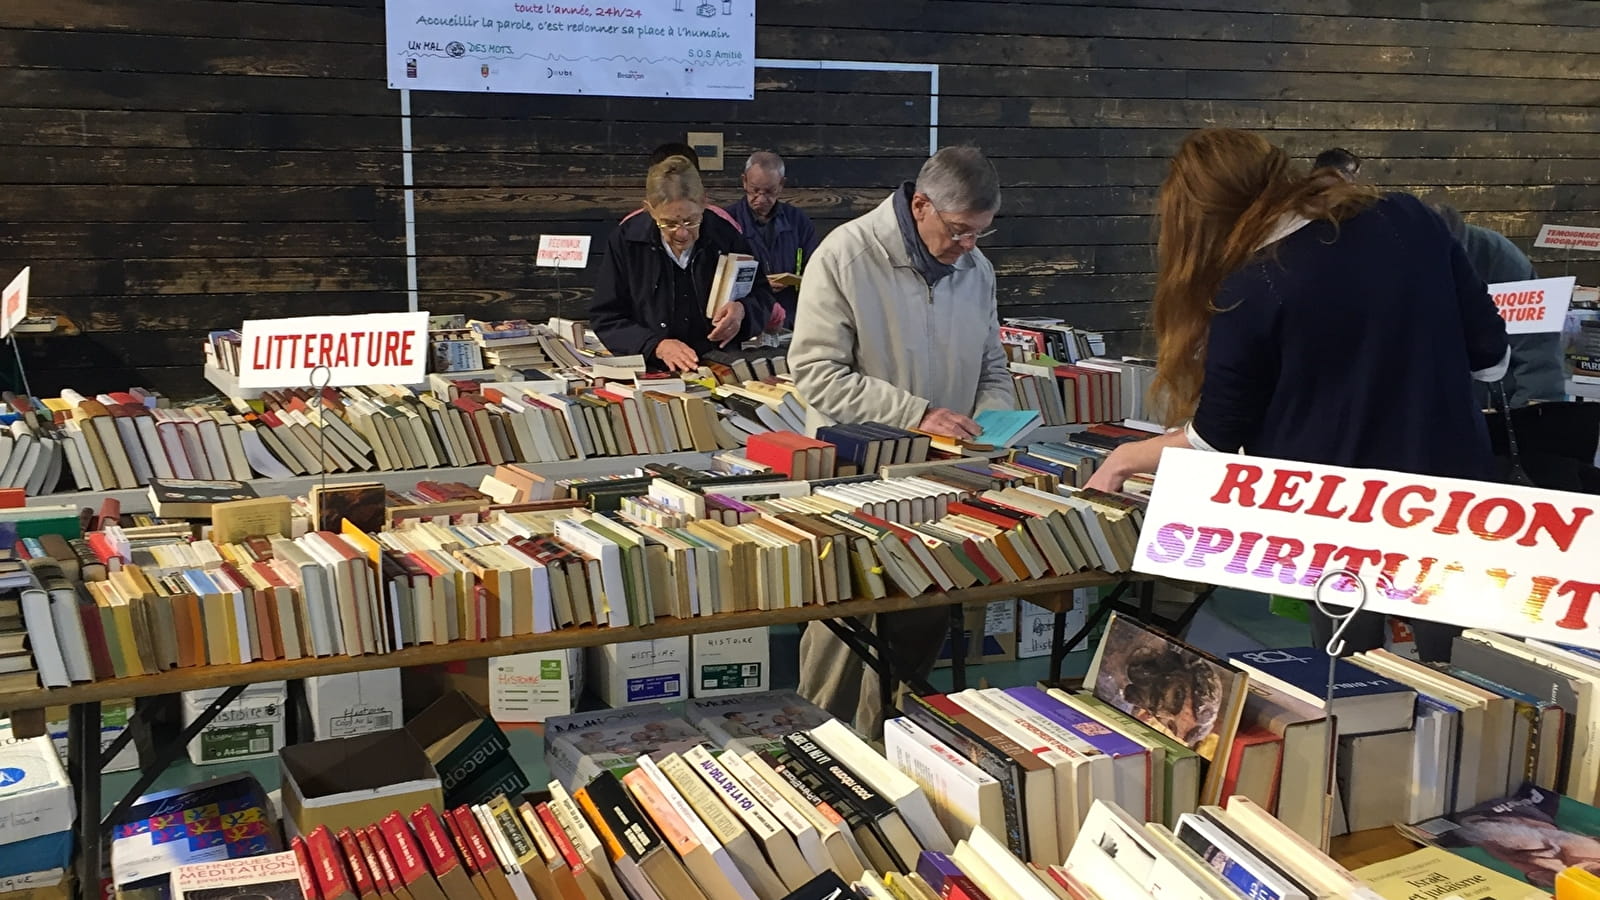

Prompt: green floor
[{"left": 100, "top": 588, "right": 1308, "bottom": 818}]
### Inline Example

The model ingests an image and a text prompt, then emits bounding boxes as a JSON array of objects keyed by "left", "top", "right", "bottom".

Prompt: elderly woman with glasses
[{"left": 591, "top": 155, "right": 776, "bottom": 373}]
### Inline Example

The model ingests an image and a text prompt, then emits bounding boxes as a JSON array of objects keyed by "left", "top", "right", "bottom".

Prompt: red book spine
[
  {"left": 76, "top": 598, "right": 116, "bottom": 681},
  {"left": 535, "top": 803, "right": 587, "bottom": 874},
  {"left": 337, "top": 828, "right": 378, "bottom": 898},
  {"left": 305, "top": 826, "right": 356, "bottom": 900},
  {"left": 379, "top": 813, "right": 432, "bottom": 889},
  {"left": 355, "top": 829, "right": 394, "bottom": 894},
  {"left": 408, "top": 805, "right": 466, "bottom": 880},
  {"left": 292, "top": 835, "right": 324, "bottom": 900},
  {"left": 449, "top": 806, "right": 500, "bottom": 876},
  {"left": 438, "top": 809, "right": 480, "bottom": 876}
]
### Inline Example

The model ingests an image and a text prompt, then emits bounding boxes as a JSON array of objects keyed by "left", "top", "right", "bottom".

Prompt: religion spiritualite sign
[
  {"left": 1487, "top": 276, "right": 1575, "bottom": 335},
  {"left": 238, "top": 312, "right": 429, "bottom": 389},
  {"left": 1134, "top": 449, "right": 1600, "bottom": 649}
]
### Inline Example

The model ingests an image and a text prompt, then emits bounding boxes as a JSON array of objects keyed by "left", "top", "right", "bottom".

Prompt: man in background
[
  {"left": 1314, "top": 146, "right": 1362, "bottom": 180},
  {"left": 727, "top": 151, "right": 820, "bottom": 330},
  {"left": 788, "top": 146, "right": 1013, "bottom": 736},
  {"left": 1435, "top": 203, "right": 1566, "bottom": 408}
]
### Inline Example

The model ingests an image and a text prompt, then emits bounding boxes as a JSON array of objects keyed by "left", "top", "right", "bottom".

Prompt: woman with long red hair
[{"left": 1085, "top": 128, "right": 1509, "bottom": 659}]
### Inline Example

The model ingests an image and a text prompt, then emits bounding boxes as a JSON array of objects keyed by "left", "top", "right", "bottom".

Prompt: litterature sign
[
  {"left": 1488, "top": 275, "right": 1575, "bottom": 335},
  {"left": 238, "top": 312, "right": 428, "bottom": 389},
  {"left": 1134, "top": 449, "right": 1600, "bottom": 648},
  {"left": 1535, "top": 223, "right": 1600, "bottom": 251}
]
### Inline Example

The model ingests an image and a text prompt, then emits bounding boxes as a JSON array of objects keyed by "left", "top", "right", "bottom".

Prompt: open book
[{"left": 707, "top": 254, "right": 760, "bottom": 319}]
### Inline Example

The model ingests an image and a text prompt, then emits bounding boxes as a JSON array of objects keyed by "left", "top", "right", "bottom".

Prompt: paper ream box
[
  {"left": 488, "top": 649, "right": 584, "bottom": 723},
  {"left": 0, "top": 869, "right": 71, "bottom": 900},
  {"left": 404, "top": 692, "right": 529, "bottom": 808},
  {"left": 691, "top": 627, "right": 770, "bottom": 698},
  {"left": 306, "top": 669, "right": 403, "bottom": 740},
  {"left": 1018, "top": 592, "right": 1092, "bottom": 659},
  {"left": 280, "top": 730, "right": 444, "bottom": 839},
  {"left": 182, "top": 682, "right": 287, "bottom": 766},
  {"left": 0, "top": 735, "right": 72, "bottom": 850},
  {"left": 935, "top": 599, "right": 1018, "bottom": 667},
  {"left": 0, "top": 701, "right": 137, "bottom": 773},
  {"left": 587, "top": 637, "right": 688, "bottom": 708}
]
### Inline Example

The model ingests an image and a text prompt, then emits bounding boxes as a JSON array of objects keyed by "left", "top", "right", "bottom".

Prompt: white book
[
  {"left": 548, "top": 780, "right": 629, "bottom": 900},
  {"left": 658, "top": 752, "right": 788, "bottom": 900},
  {"left": 638, "top": 755, "right": 761, "bottom": 900},
  {"left": 682, "top": 745, "right": 813, "bottom": 893},
  {"left": 808, "top": 719, "right": 954, "bottom": 855},
  {"left": 949, "top": 690, "right": 1086, "bottom": 860},
  {"left": 717, "top": 749, "right": 831, "bottom": 879},
  {"left": 1069, "top": 801, "right": 1161, "bottom": 886},
  {"left": 738, "top": 750, "right": 864, "bottom": 882},
  {"left": 555, "top": 519, "right": 630, "bottom": 627},
  {"left": 19, "top": 576, "right": 67, "bottom": 688},
  {"left": 953, "top": 829, "right": 1058, "bottom": 900},
  {"left": 271, "top": 539, "right": 339, "bottom": 656},
  {"left": 43, "top": 576, "right": 92, "bottom": 683},
  {"left": 977, "top": 688, "right": 1128, "bottom": 822},
  {"left": 1174, "top": 812, "right": 1310, "bottom": 900},
  {"left": 882, "top": 717, "right": 1003, "bottom": 843}
]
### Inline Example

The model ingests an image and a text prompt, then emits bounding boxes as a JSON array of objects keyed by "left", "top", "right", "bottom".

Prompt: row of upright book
[{"left": 4, "top": 444, "right": 1149, "bottom": 689}]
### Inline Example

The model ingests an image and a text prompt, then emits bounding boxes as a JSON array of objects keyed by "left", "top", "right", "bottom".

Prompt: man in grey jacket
[{"left": 789, "top": 146, "right": 1014, "bottom": 736}]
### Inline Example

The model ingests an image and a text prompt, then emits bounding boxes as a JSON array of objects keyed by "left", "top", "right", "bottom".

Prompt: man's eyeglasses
[
  {"left": 933, "top": 206, "right": 997, "bottom": 243},
  {"left": 743, "top": 183, "right": 781, "bottom": 199}
]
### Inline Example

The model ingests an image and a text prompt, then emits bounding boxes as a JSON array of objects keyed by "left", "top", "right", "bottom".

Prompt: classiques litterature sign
[
  {"left": 1134, "top": 449, "right": 1600, "bottom": 649},
  {"left": 238, "top": 312, "right": 429, "bottom": 389},
  {"left": 1488, "top": 275, "right": 1575, "bottom": 335},
  {"left": 384, "top": 0, "right": 755, "bottom": 100}
]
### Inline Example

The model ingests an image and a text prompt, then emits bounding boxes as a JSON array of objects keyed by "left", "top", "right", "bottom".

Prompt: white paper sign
[
  {"left": 1, "top": 268, "right": 29, "bottom": 339},
  {"left": 536, "top": 234, "right": 592, "bottom": 269},
  {"left": 384, "top": 0, "right": 754, "bottom": 100},
  {"left": 1133, "top": 448, "right": 1600, "bottom": 649},
  {"left": 1488, "top": 275, "right": 1575, "bottom": 335},
  {"left": 1535, "top": 223, "right": 1600, "bottom": 251},
  {"left": 238, "top": 312, "right": 428, "bottom": 389}
]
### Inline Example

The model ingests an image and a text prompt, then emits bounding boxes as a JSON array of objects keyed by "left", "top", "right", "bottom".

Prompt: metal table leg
[
  {"left": 68, "top": 701, "right": 102, "bottom": 900},
  {"left": 948, "top": 604, "right": 968, "bottom": 692}
]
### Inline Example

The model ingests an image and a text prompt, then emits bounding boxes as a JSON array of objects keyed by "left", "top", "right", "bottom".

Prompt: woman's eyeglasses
[{"left": 654, "top": 217, "right": 702, "bottom": 234}]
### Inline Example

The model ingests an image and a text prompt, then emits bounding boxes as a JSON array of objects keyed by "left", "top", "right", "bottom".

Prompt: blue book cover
[
  {"left": 1227, "top": 647, "right": 1411, "bottom": 702},
  {"left": 1004, "top": 686, "right": 1146, "bottom": 758},
  {"left": 1012, "top": 453, "right": 1070, "bottom": 477}
]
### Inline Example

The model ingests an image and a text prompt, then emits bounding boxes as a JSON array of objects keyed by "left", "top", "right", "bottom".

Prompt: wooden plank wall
[{"left": 2, "top": 0, "right": 1598, "bottom": 397}]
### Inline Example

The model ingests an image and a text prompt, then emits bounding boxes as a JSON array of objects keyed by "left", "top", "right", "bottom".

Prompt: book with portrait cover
[
  {"left": 169, "top": 851, "right": 302, "bottom": 900},
  {"left": 1400, "top": 782, "right": 1600, "bottom": 892},
  {"left": 1085, "top": 612, "right": 1248, "bottom": 804}
]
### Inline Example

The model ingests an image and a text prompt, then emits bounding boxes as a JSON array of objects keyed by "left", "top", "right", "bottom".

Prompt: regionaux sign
[
  {"left": 238, "top": 312, "right": 428, "bottom": 389},
  {"left": 1134, "top": 449, "right": 1600, "bottom": 649}
]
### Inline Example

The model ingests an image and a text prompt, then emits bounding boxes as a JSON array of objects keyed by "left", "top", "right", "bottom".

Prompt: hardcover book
[
  {"left": 169, "top": 851, "right": 302, "bottom": 900},
  {"left": 1227, "top": 647, "right": 1416, "bottom": 737},
  {"left": 1401, "top": 783, "right": 1600, "bottom": 891}
]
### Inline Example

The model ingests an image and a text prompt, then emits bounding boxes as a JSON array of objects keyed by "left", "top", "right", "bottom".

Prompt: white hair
[
  {"left": 916, "top": 146, "right": 1001, "bottom": 214},
  {"left": 744, "top": 151, "right": 785, "bottom": 178}
]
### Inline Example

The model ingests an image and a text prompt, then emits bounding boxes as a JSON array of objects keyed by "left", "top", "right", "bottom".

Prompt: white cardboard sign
[
  {"left": 1535, "top": 224, "right": 1600, "bottom": 251},
  {"left": 1133, "top": 448, "right": 1600, "bottom": 649},
  {"left": 1488, "top": 275, "right": 1575, "bottom": 335},
  {"left": 1, "top": 268, "right": 29, "bottom": 339},
  {"left": 536, "top": 235, "right": 592, "bottom": 269},
  {"left": 238, "top": 311, "right": 428, "bottom": 389}
]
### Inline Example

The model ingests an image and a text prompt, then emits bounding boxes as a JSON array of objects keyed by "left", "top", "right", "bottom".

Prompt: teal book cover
[{"left": 1403, "top": 782, "right": 1600, "bottom": 890}]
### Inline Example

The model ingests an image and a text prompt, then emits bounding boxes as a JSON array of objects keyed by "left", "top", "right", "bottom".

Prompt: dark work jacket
[{"left": 590, "top": 209, "right": 775, "bottom": 369}]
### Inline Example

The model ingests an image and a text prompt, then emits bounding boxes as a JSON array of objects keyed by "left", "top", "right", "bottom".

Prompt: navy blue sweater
[{"left": 1191, "top": 194, "right": 1509, "bottom": 481}]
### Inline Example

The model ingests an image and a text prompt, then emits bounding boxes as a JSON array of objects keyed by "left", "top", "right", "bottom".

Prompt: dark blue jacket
[
  {"left": 589, "top": 209, "right": 774, "bottom": 368},
  {"left": 727, "top": 198, "right": 820, "bottom": 327},
  {"left": 1192, "top": 193, "right": 1509, "bottom": 480},
  {"left": 1456, "top": 224, "right": 1566, "bottom": 408}
]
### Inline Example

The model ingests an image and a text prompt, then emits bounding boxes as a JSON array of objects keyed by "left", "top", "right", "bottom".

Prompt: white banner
[
  {"left": 238, "top": 312, "right": 428, "bottom": 389},
  {"left": 536, "top": 235, "right": 592, "bottom": 268},
  {"left": 1535, "top": 223, "right": 1600, "bottom": 251},
  {"left": 385, "top": 0, "right": 754, "bottom": 100},
  {"left": 1133, "top": 449, "right": 1600, "bottom": 649},
  {"left": 1488, "top": 275, "right": 1575, "bottom": 335}
]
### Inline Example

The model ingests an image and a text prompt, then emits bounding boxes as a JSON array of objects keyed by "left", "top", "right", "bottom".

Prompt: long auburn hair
[{"left": 1150, "top": 129, "right": 1379, "bottom": 423}]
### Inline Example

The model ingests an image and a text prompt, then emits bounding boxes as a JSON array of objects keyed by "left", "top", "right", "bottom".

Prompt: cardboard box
[
  {"left": 400, "top": 659, "right": 490, "bottom": 718},
  {"left": 182, "top": 682, "right": 287, "bottom": 766},
  {"left": 306, "top": 669, "right": 403, "bottom": 739},
  {"left": 934, "top": 599, "right": 1018, "bottom": 667},
  {"left": 280, "top": 730, "right": 443, "bottom": 839},
  {"left": 0, "top": 735, "right": 72, "bottom": 852},
  {"left": 1018, "top": 591, "right": 1093, "bottom": 659},
  {"left": 110, "top": 774, "right": 273, "bottom": 889},
  {"left": 691, "top": 627, "right": 769, "bottom": 698},
  {"left": 489, "top": 649, "right": 584, "bottom": 723},
  {"left": 405, "top": 691, "right": 529, "bottom": 807},
  {"left": 544, "top": 703, "right": 706, "bottom": 790},
  {"left": 588, "top": 637, "right": 688, "bottom": 707},
  {"left": 0, "top": 701, "right": 137, "bottom": 773},
  {"left": 0, "top": 869, "right": 71, "bottom": 900}
]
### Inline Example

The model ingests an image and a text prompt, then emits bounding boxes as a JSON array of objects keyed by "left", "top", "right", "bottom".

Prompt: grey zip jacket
[{"left": 789, "top": 192, "right": 1014, "bottom": 434}]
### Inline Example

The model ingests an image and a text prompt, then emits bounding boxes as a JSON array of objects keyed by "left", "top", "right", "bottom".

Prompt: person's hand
[
  {"left": 655, "top": 339, "right": 699, "bottom": 373},
  {"left": 1085, "top": 444, "right": 1137, "bottom": 493},
  {"left": 765, "top": 303, "right": 786, "bottom": 332},
  {"left": 918, "top": 407, "right": 981, "bottom": 439},
  {"left": 708, "top": 301, "right": 745, "bottom": 346},
  {"left": 766, "top": 274, "right": 789, "bottom": 291}
]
